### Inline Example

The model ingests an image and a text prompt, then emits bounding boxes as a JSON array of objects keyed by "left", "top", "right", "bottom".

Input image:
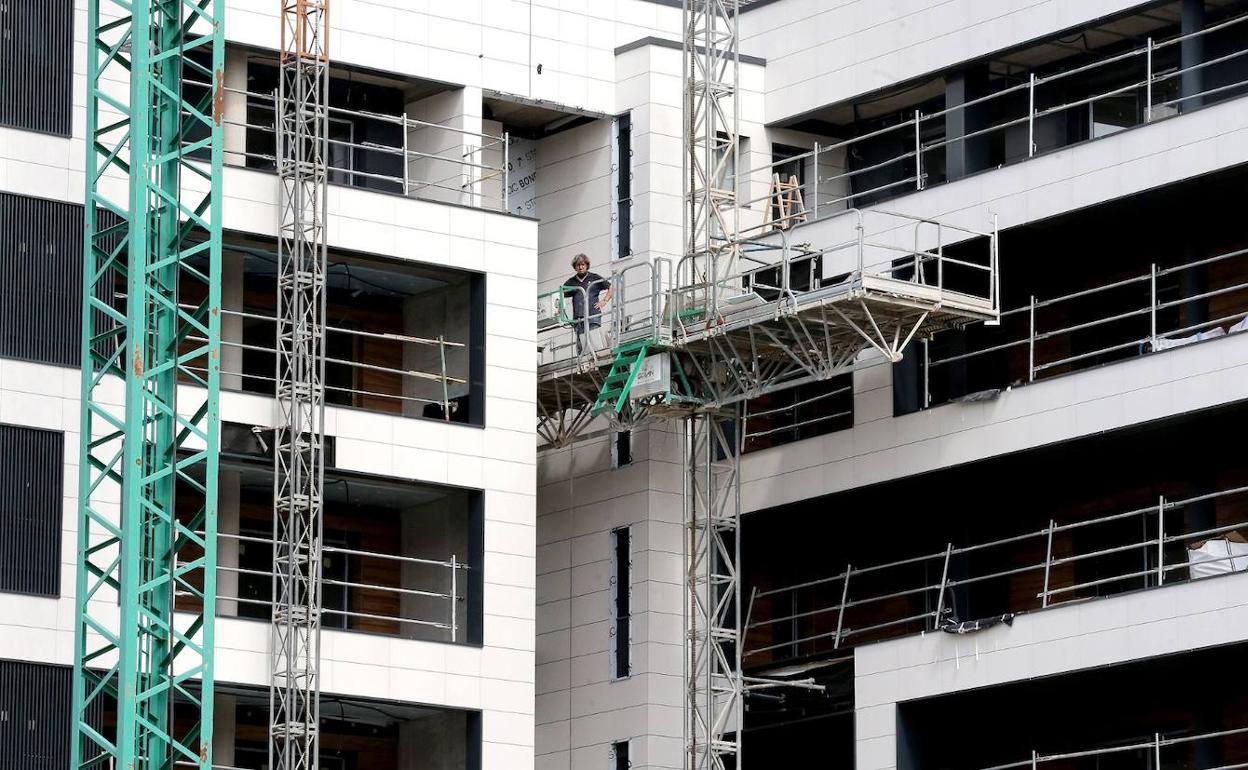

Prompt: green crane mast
[{"left": 72, "top": 0, "right": 225, "bottom": 767}]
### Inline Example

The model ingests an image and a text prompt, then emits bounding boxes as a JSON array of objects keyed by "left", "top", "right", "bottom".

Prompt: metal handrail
[
  {"left": 977, "top": 724, "right": 1248, "bottom": 770},
  {"left": 735, "top": 11, "right": 1248, "bottom": 224},
  {"left": 745, "top": 484, "right": 1248, "bottom": 660},
  {"left": 924, "top": 246, "right": 1248, "bottom": 404}
]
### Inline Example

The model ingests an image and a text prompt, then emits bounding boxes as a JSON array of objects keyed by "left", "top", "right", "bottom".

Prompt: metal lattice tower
[
  {"left": 684, "top": 0, "right": 741, "bottom": 302},
  {"left": 270, "top": 2, "right": 331, "bottom": 769},
  {"left": 686, "top": 411, "right": 744, "bottom": 770},
  {"left": 684, "top": 1, "right": 744, "bottom": 769},
  {"left": 72, "top": 0, "right": 224, "bottom": 767}
]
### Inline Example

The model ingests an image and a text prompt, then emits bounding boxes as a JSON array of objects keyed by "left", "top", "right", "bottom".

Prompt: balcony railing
[
  {"left": 746, "top": 484, "right": 1248, "bottom": 664},
  {"left": 738, "top": 12, "right": 1248, "bottom": 235},
  {"left": 184, "top": 79, "right": 509, "bottom": 211},
  {"left": 922, "top": 246, "right": 1248, "bottom": 408}
]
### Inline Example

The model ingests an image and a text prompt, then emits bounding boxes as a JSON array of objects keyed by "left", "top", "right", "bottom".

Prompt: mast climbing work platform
[{"left": 536, "top": 210, "right": 1000, "bottom": 447}]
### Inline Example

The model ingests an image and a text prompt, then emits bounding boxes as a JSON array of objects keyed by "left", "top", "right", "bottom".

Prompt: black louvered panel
[
  {"left": 0, "top": 425, "right": 64, "bottom": 597},
  {"left": 0, "top": 660, "right": 96, "bottom": 770},
  {"left": 0, "top": 193, "right": 87, "bottom": 367},
  {"left": 0, "top": 0, "right": 73, "bottom": 136}
]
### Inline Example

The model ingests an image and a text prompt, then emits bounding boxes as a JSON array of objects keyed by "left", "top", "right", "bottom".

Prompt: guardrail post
[
  {"left": 1028, "top": 295, "right": 1037, "bottom": 381},
  {"left": 1146, "top": 38, "right": 1154, "bottom": 122},
  {"left": 439, "top": 335, "right": 450, "bottom": 421},
  {"left": 813, "top": 142, "right": 821, "bottom": 221},
  {"left": 923, "top": 340, "right": 931, "bottom": 408},
  {"left": 503, "top": 131, "right": 511, "bottom": 212},
  {"left": 933, "top": 543, "right": 953, "bottom": 630},
  {"left": 1150, "top": 263, "right": 1158, "bottom": 350},
  {"left": 1042, "top": 520, "right": 1055, "bottom": 608},
  {"left": 1155, "top": 732, "right": 1162, "bottom": 770},
  {"left": 914, "top": 110, "right": 923, "bottom": 190},
  {"left": 833, "top": 566, "right": 851, "bottom": 649},
  {"left": 1028, "top": 73, "right": 1037, "bottom": 157},
  {"left": 450, "top": 554, "right": 458, "bottom": 643},
  {"left": 1031, "top": 749, "right": 1038, "bottom": 770},
  {"left": 1157, "top": 495, "right": 1166, "bottom": 587},
  {"left": 402, "top": 115, "right": 411, "bottom": 196}
]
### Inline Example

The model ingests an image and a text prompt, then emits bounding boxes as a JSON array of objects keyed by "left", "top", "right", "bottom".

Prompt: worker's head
[{"left": 571, "top": 253, "right": 590, "bottom": 277}]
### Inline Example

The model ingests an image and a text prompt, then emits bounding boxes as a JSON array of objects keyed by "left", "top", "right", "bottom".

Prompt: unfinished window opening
[
  {"left": 898, "top": 641, "right": 1248, "bottom": 770},
  {"left": 194, "top": 460, "right": 483, "bottom": 645},
  {"left": 220, "top": 240, "right": 485, "bottom": 425},
  {"left": 904, "top": 165, "right": 1248, "bottom": 413},
  {"left": 614, "top": 113, "right": 633, "bottom": 259},
  {"left": 611, "top": 431, "right": 633, "bottom": 468},
  {"left": 610, "top": 526, "right": 632, "bottom": 679},
  {"left": 612, "top": 740, "right": 631, "bottom": 770},
  {"left": 228, "top": 687, "right": 482, "bottom": 770},
  {"left": 245, "top": 60, "right": 406, "bottom": 194},
  {"left": 742, "top": 402, "right": 1248, "bottom": 667},
  {"left": 742, "top": 376, "right": 854, "bottom": 453}
]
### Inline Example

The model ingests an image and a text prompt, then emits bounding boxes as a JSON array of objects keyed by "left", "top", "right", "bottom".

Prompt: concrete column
[
  {"left": 404, "top": 86, "right": 485, "bottom": 206},
  {"left": 221, "top": 249, "right": 245, "bottom": 392},
  {"left": 216, "top": 470, "right": 241, "bottom": 617},
  {"left": 1181, "top": 0, "right": 1206, "bottom": 113},
  {"left": 223, "top": 48, "right": 249, "bottom": 167},
  {"left": 945, "top": 65, "right": 990, "bottom": 182},
  {"left": 212, "top": 693, "right": 237, "bottom": 768}
]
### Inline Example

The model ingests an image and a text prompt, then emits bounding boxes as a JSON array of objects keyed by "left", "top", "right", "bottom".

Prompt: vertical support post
[
  {"left": 402, "top": 115, "right": 411, "bottom": 195},
  {"left": 914, "top": 110, "right": 923, "bottom": 190},
  {"left": 1155, "top": 733, "right": 1163, "bottom": 770},
  {"left": 439, "top": 334, "right": 451, "bottom": 421},
  {"left": 450, "top": 555, "right": 459, "bottom": 643},
  {"left": 1157, "top": 495, "right": 1166, "bottom": 586},
  {"left": 1145, "top": 38, "right": 1154, "bottom": 122},
  {"left": 1042, "top": 520, "right": 1055, "bottom": 608},
  {"left": 1029, "top": 296, "right": 1037, "bottom": 381},
  {"left": 833, "top": 566, "right": 851, "bottom": 649},
  {"left": 1032, "top": 750, "right": 1039, "bottom": 770},
  {"left": 74, "top": 1, "right": 224, "bottom": 768},
  {"left": 923, "top": 340, "right": 931, "bottom": 408},
  {"left": 1028, "top": 73, "right": 1036, "bottom": 157},
  {"left": 812, "top": 142, "right": 821, "bottom": 221},
  {"left": 1150, "top": 263, "right": 1158, "bottom": 349},
  {"left": 504, "top": 131, "right": 511, "bottom": 212},
  {"left": 933, "top": 543, "right": 953, "bottom": 629}
]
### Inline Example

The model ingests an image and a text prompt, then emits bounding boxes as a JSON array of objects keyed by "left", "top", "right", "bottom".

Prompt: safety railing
[
  {"left": 733, "top": 12, "right": 1248, "bottom": 235},
  {"left": 202, "top": 531, "right": 469, "bottom": 643},
  {"left": 183, "top": 78, "right": 509, "bottom": 211},
  {"left": 745, "top": 484, "right": 1248, "bottom": 664},
  {"left": 922, "top": 246, "right": 1248, "bottom": 407},
  {"left": 537, "top": 209, "right": 997, "bottom": 373},
  {"left": 977, "top": 725, "right": 1248, "bottom": 770}
]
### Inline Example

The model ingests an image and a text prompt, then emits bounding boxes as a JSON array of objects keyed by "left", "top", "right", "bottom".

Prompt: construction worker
[{"left": 563, "top": 253, "right": 614, "bottom": 355}]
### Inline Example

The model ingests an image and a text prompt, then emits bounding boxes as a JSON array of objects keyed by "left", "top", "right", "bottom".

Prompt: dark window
[
  {"left": 0, "top": 194, "right": 86, "bottom": 367},
  {"left": 613, "top": 740, "right": 631, "bottom": 770},
  {"left": 611, "top": 526, "right": 631, "bottom": 678},
  {"left": 0, "top": 660, "right": 100, "bottom": 770},
  {"left": 615, "top": 113, "right": 632, "bottom": 258},
  {"left": 612, "top": 430, "right": 632, "bottom": 468},
  {"left": 0, "top": 425, "right": 63, "bottom": 597},
  {"left": 0, "top": 0, "right": 73, "bottom": 136}
]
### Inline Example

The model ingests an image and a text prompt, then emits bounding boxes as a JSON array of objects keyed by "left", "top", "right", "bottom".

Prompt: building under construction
[{"left": 2, "top": 1, "right": 1248, "bottom": 769}]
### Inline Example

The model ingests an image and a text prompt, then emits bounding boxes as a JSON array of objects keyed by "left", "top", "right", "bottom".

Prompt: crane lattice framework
[
  {"left": 72, "top": 0, "right": 225, "bottom": 768},
  {"left": 270, "top": 2, "right": 331, "bottom": 770},
  {"left": 684, "top": 1, "right": 745, "bottom": 769}
]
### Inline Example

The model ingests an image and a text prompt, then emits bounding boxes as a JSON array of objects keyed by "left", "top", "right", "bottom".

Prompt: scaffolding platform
[{"left": 536, "top": 210, "right": 999, "bottom": 446}]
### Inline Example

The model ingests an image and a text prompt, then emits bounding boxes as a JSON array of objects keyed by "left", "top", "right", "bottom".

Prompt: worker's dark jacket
[{"left": 562, "top": 272, "right": 611, "bottom": 329}]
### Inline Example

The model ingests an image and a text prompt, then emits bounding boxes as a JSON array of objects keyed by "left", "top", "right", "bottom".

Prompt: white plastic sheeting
[{"left": 1187, "top": 538, "right": 1248, "bottom": 579}]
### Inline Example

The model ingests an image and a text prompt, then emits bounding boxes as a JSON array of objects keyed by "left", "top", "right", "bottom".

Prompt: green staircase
[{"left": 592, "top": 340, "right": 651, "bottom": 416}]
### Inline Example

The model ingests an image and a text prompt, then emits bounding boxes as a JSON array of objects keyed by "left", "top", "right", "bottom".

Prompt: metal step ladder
[{"left": 591, "top": 340, "right": 652, "bottom": 415}]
